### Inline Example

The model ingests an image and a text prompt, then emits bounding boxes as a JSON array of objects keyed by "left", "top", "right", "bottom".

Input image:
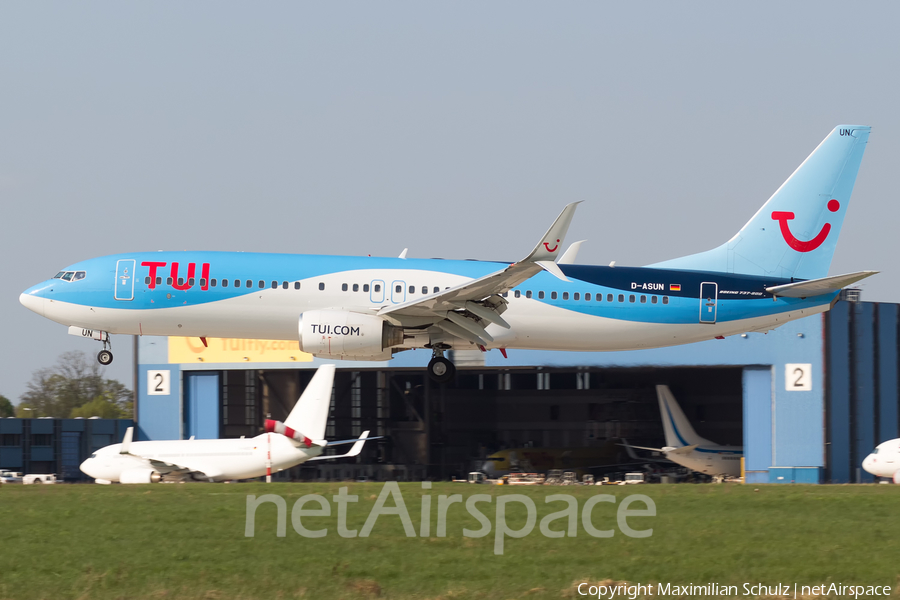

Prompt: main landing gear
[{"left": 427, "top": 345, "right": 455, "bottom": 383}]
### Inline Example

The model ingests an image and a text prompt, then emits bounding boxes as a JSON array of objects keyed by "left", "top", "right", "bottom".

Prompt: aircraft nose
[
  {"left": 861, "top": 455, "right": 875, "bottom": 474},
  {"left": 80, "top": 458, "right": 98, "bottom": 479},
  {"left": 19, "top": 290, "right": 45, "bottom": 317}
]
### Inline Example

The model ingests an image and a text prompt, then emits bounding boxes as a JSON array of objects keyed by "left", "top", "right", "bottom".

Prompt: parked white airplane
[
  {"left": 21, "top": 125, "right": 875, "bottom": 382},
  {"left": 862, "top": 440, "right": 900, "bottom": 483},
  {"left": 627, "top": 385, "right": 743, "bottom": 477},
  {"left": 80, "top": 365, "right": 374, "bottom": 483}
]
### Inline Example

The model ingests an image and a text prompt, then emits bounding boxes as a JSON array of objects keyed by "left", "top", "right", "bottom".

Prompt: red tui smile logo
[
  {"left": 771, "top": 199, "right": 840, "bottom": 253},
  {"left": 543, "top": 239, "right": 560, "bottom": 253}
]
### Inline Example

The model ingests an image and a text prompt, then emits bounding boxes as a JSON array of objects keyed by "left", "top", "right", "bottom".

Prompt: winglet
[
  {"left": 522, "top": 202, "right": 580, "bottom": 262},
  {"left": 558, "top": 240, "right": 585, "bottom": 265},
  {"left": 120, "top": 427, "right": 134, "bottom": 454}
]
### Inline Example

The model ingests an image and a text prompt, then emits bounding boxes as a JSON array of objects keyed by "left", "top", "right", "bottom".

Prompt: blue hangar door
[{"left": 184, "top": 372, "right": 220, "bottom": 439}]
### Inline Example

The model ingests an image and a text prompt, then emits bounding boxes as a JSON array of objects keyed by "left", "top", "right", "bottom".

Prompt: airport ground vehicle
[
  {"left": 0, "top": 471, "right": 23, "bottom": 484},
  {"left": 23, "top": 474, "right": 56, "bottom": 484}
]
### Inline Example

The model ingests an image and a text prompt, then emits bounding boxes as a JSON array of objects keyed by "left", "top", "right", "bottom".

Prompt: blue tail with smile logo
[{"left": 650, "top": 125, "right": 870, "bottom": 280}]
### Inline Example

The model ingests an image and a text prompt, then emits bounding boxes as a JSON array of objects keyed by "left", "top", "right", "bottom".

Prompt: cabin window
[
  {"left": 145, "top": 277, "right": 151, "bottom": 284},
  {"left": 526, "top": 290, "right": 533, "bottom": 299},
  {"left": 373, "top": 284, "right": 381, "bottom": 292},
  {"left": 562, "top": 292, "right": 569, "bottom": 300},
  {"left": 514, "top": 290, "right": 521, "bottom": 298},
  {"left": 294, "top": 282, "right": 301, "bottom": 290},
  {"left": 272, "top": 281, "right": 279, "bottom": 289},
  {"left": 211, "top": 279, "right": 217, "bottom": 287},
  {"left": 156, "top": 277, "right": 162, "bottom": 285},
  {"left": 651, "top": 296, "right": 658, "bottom": 304},
  {"left": 538, "top": 291, "right": 545, "bottom": 299},
  {"left": 573, "top": 292, "right": 580, "bottom": 300},
  {"left": 282, "top": 281, "right": 288, "bottom": 289},
  {"left": 585, "top": 293, "right": 591, "bottom": 301},
  {"left": 617, "top": 294, "right": 624, "bottom": 302},
  {"left": 640, "top": 295, "right": 646, "bottom": 303},
  {"left": 663, "top": 296, "right": 669, "bottom": 304},
  {"left": 364, "top": 284, "right": 370, "bottom": 292},
  {"left": 200, "top": 279, "right": 207, "bottom": 287},
  {"left": 178, "top": 278, "right": 184, "bottom": 286},
  {"left": 258, "top": 281, "right": 265, "bottom": 289},
  {"left": 222, "top": 279, "right": 228, "bottom": 287},
  {"left": 409, "top": 285, "right": 415, "bottom": 294},
  {"left": 246, "top": 280, "right": 252, "bottom": 288},
  {"left": 629, "top": 295, "right": 635, "bottom": 303},
  {"left": 342, "top": 283, "right": 348, "bottom": 292},
  {"left": 607, "top": 294, "right": 613, "bottom": 302},
  {"left": 352, "top": 283, "right": 359, "bottom": 292},
  {"left": 395, "top": 285, "right": 402, "bottom": 293},
  {"left": 234, "top": 279, "right": 240, "bottom": 288},
  {"left": 433, "top": 286, "right": 439, "bottom": 293},
  {"left": 551, "top": 292, "right": 558, "bottom": 300},
  {"left": 189, "top": 278, "right": 195, "bottom": 286},
  {"left": 421, "top": 286, "right": 428, "bottom": 294}
]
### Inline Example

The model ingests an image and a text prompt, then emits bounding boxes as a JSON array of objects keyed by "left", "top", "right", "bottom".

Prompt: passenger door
[
  {"left": 115, "top": 259, "right": 136, "bottom": 301},
  {"left": 699, "top": 282, "right": 717, "bottom": 324}
]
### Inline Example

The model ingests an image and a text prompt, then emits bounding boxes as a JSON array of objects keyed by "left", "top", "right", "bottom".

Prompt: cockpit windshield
[{"left": 55, "top": 270, "right": 86, "bottom": 282}]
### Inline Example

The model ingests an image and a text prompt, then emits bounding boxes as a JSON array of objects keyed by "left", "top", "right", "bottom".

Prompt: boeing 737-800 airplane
[
  {"left": 21, "top": 125, "right": 875, "bottom": 381},
  {"left": 80, "top": 365, "right": 374, "bottom": 483}
]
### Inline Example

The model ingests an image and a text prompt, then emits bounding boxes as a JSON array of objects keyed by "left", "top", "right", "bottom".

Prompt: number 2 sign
[
  {"left": 147, "top": 370, "right": 171, "bottom": 396},
  {"left": 785, "top": 364, "right": 812, "bottom": 391}
]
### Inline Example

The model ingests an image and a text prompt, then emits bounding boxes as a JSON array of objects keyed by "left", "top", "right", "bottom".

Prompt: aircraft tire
[
  {"left": 98, "top": 350, "right": 113, "bottom": 365},
  {"left": 428, "top": 357, "right": 455, "bottom": 383}
]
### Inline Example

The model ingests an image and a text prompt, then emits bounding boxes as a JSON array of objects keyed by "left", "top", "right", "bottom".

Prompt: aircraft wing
[
  {"left": 376, "top": 203, "right": 580, "bottom": 339},
  {"left": 117, "top": 427, "right": 220, "bottom": 480},
  {"left": 765, "top": 270, "right": 878, "bottom": 298}
]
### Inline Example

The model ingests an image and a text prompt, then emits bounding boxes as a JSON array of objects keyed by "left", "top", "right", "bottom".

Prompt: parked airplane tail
[
  {"left": 656, "top": 385, "right": 713, "bottom": 449},
  {"left": 282, "top": 364, "right": 335, "bottom": 442},
  {"left": 650, "top": 125, "right": 870, "bottom": 281}
]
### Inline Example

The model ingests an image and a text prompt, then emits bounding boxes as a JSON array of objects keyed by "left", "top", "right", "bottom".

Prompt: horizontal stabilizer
[
  {"left": 765, "top": 270, "right": 878, "bottom": 298},
  {"left": 307, "top": 431, "right": 377, "bottom": 461},
  {"left": 668, "top": 444, "right": 698, "bottom": 456}
]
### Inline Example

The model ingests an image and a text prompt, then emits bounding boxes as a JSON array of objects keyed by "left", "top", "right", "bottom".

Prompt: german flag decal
[{"left": 670, "top": 284, "right": 682, "bottom": 292}]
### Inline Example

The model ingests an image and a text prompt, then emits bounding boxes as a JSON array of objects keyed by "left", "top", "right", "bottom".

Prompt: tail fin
[
  {"left": 650, "top": 125, "right": 870, "bottom": 280},
  {"left": 283, "top": 364, "right": 335, "bottom": 441},
  {"left": 656, "top": 385, "right": 712, "bottom": 448}
]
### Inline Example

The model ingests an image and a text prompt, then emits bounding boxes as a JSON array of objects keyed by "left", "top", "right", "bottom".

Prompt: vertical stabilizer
[
  {"left": 284, "top": 364, "right": 336, "bottom": 441},
  {"left": 656, "top": 385, "right": 712, "bottom": 448},
  {"left": 649, "top": 125, "right": 870, "bottom": 280}
]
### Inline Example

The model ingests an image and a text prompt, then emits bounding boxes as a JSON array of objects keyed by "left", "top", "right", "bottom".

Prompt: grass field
[{"left": 1, "top": 482, "right": 899, "bottom": 600}]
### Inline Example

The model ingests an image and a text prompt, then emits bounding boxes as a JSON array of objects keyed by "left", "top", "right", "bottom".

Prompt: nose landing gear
[
  {"left": 97, "top": 338, "right": 113, "bottom": 365},
  {"left": 427, "top": 345, "right": 455, "bottom": 383}
]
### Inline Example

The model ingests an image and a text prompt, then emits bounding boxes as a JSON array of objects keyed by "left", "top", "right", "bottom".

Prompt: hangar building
[{"left": 134, "top": 296, "right": 897, "bottom": 484}]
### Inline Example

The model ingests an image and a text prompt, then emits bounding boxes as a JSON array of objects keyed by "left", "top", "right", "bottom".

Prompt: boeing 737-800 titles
[{"left": 21, "top": 125, "right": 875, "bottom": 381}]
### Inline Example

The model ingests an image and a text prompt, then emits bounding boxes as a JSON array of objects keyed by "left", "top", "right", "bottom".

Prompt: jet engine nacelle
[
  {"left": 119, "top": 468, "right": 162, "bottom": 484},
  {"left": 265, "top": 419, "right": 312, "bottom": 448},
  {"left": 298, "top": 310, "right": 403, "bottom": 358}
]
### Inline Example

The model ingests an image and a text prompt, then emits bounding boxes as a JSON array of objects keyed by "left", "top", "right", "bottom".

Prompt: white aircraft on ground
[
  {"left": 862, "top": 440, "right": 900, "bottom": 483},
  {"left": 80, "top": 365, "right": 374, "bottom": 483},
  {"left": 21, "top": 125, "right": 875, "bottom": 382},
  {"left": 626, "top": 385, "right": 743, "bottom": 477}
]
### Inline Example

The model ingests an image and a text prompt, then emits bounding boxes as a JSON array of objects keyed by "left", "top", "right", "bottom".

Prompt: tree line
[{"left": 0, "top": 351, "right": 132, "bottom": 419}]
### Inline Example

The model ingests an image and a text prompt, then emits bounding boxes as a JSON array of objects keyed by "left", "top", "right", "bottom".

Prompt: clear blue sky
[{"left": 3, "top": 2, "right": 899, "bottom": 401}]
